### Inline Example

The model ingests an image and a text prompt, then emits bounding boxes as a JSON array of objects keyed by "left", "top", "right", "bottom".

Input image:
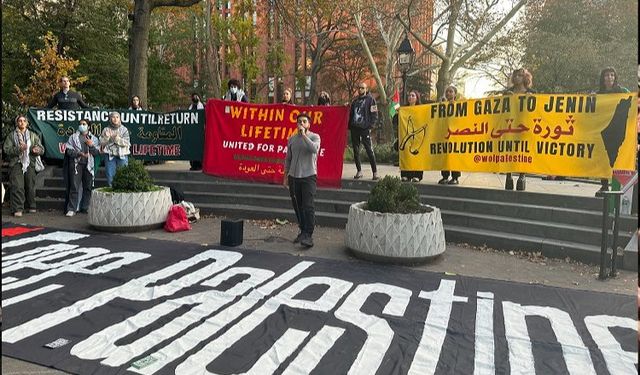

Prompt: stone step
[
  {"left": 443, "top": 225, "right": 631, "bottom": 270},
  {"left": 47, "top": 167, "right": 604, "bottom": 211},
  {"left": 37, "top": 180, "right": 637, "bottom": 233}
]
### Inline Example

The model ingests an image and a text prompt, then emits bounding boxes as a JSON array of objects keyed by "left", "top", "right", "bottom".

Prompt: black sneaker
[
  {"left": 293, "top": 232, "right": 304, "bottom": 244},
  {"left": 300, "top": 234, "right": 314, "bottom": 248},
  {"left": 447, "top": 178, "right": 459, "bottom": 185},
  {"left": 516, "top": 176, "right": 526, "bottom": 191},
  {"left": 438, "top": 178, "right": 448, "bottom": 185}
]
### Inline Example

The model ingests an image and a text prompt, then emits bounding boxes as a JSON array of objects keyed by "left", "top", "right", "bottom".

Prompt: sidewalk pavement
[{"left": 148, "top": 160, "right": 603, "bottom": 197}]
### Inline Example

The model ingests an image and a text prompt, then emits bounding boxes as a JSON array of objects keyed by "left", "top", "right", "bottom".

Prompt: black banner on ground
[{"left": 1, "top": 224, "right": 637, "bottom": 374}]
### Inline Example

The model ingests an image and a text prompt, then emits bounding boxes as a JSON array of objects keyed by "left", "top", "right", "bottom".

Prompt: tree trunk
[
  {"left": 205, "top": 1, "right": 221, "bottom": 98},
  {"left": 129, "top": 0, "right": 202, "bottom": 106},
  {"left": 129, "top": 0, "right": 153, "bottom": 106}
]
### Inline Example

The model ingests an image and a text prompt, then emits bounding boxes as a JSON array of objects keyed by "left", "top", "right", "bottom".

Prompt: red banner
[{"left": 202, "top": 100, "right": 349, "bottom": 187}]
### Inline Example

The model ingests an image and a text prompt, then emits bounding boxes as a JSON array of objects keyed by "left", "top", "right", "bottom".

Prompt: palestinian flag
[{"left": 389, "top": 88, "right": 400, "bottom": 119}]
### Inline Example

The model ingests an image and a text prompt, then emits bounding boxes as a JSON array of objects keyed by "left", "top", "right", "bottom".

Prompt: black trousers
[
  {"left": 67, "top": 163, "right": 94, "bottom": 212},
  {"left": 441, "top": 170, "right": 461, "bottom": 179},
  {"left": 350, "top": 127, "right": 377, "bottom": 173},
  {"left": 288, "top": 175, "right": 317, "bottom": 236}
]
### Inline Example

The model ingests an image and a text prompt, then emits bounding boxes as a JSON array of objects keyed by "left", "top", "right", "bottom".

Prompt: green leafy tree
[
  {"left": 3, "top": 0, "right": 130, "bottom": 108},
  {"left": 14, "top": 32, "right": 88, "bottom": 107},
  {"left": 520, "top": 0, "right": 637, "bottom": 92}
]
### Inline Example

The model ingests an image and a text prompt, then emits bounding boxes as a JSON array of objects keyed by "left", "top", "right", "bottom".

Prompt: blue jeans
[{"left": 105, "top": 156, "right": 128, "bottom": 187}]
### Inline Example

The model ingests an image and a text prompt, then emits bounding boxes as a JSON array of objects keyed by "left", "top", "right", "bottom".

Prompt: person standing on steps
[
  {"left": 47, "top": 76, "right": 90, "bottom": 110},
  {"left": 595, "top": 67, "right": 630, "bottom": 194},
  {"left": 438, "top": 85, "right": 462, "bottom": 185},
  {"left": 348, "top": 82, "right": 379, "bottom": 180},
  {"left": 503, "top": 68, "right": 535, "bottom": 191},
  {"left": 64, "top": 119, "right": 100, "bottom": 217},
  {"left": 393, "top": 90, "right": 424, "bottom": 183},
  {"left": 3, "top": 115, "right": 44, "bottom": 217},
  {"left": 99, "top": 112, "right": 130, "bottom": 187},
  {"left": 283, "top": 112, "right": 320, "bottom": 249},
  {"left": 188, "top": 93, "right": 205, "bottom": 171}
]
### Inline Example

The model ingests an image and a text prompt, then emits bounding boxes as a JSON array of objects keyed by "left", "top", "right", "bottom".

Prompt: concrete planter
[
  {"left": 88, "top": 186, "right": 172, "bottom": 232},
  {"left": 345, "top": 201, "right": 446, "bottom": 264}
]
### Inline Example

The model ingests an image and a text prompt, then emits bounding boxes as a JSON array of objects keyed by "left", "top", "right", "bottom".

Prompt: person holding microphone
[{"left": 283, "top": 112, "right": 321, "bottom": 248}]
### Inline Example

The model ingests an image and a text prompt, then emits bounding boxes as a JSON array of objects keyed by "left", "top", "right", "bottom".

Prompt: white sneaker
[{"left": 66, "top": 211, "right": 75, "bottom": 217}]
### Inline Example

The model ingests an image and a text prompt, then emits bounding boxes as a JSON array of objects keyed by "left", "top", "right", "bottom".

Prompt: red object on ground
[
  {"left": 2, "top": 226, "right": 44, "bottom": 237},
  {"left": 164, "top": 205, "right": 191, "bottom": 232}
]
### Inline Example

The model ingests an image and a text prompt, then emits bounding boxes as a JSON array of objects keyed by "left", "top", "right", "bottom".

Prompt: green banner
[{"left": 27, "top": 108, "right": 204, "bottom": 160}]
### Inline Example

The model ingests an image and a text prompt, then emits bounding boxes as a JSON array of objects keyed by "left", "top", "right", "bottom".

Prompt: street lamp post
[{"left": 396, "top": 34, "right": 415, "bottom": 105}]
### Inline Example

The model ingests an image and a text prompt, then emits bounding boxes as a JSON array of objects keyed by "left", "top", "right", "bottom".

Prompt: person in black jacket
[
  {"left": 349, "top": 82, "right": 379, "bottom": 180},
  {"left": 47, "top": 76, "right": 90, "bottom": 110}
]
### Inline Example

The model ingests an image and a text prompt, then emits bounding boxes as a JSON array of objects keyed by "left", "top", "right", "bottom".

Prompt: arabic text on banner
[
  {"left": 202, "top": 100, "right": 349, "bottom": 187},
  {"left": 399, "top": 93, "right": 637, "bottom": 178},
  {"left": 27, "top": 108, "right": 205, "bottom": 161}
]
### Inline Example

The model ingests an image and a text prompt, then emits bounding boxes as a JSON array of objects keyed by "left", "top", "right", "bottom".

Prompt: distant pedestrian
[
  {"left": 503, "top": 68, "right": 535, "bottom": 191},
  {"left": 349, "top": 82, "right": 378, "bottom": 180},
  {"left": 223, "top": 79, "right": 249, "bottom": 103},
  {"left": 100, "top": 112, "right": 130, "bottom": 187},
  {"left": 129, "top": 95, "right": 144, "bottom": 111},
  {"left": 317, "top": 91, "right": 331, "bottom": 106},
  {"left": 394, "top": 90, "right": 424, "bottom": 183},
  {"left": 283, "top": 112, "right": 320, "bottom": 248},
  {"left": 438, "top": 85, "right": 461, "bottom": 185},
  {"left": 3, "top": 115, "right": 44, "bottom": 217},
  {"left": 47, "top": 76, "right": 90, "bottom": 110},
  {"left": 595, "top": 67, "right": 630, "bottom": 193},
  {"left": 64, "top": 119, "right": 100, "bottom": 216},
  {"left": 188, "top": 93, "right": 204, "bottom": 170},
  {"left": 282, "top": 88, "right": 294, "bottom": 104}
]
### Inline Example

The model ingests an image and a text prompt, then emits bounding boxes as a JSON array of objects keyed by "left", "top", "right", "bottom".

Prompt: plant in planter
[
  {"left": 345, "top": 175, "right": 446, "bottom": 263},
  {"left": 88, "top": 159, "right": 172, "bottom": 232}
]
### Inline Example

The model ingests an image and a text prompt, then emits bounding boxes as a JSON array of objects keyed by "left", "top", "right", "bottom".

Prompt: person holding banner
[
  {"left": 282, "top": 88, "right": 294, "bottom": 104},
  {"left": 349, "top": 82, "right": 379, "bottom": 180},
  {"left": 3, "top": 115, "right": 44, "bottom": 217},
  {"left": 129, "top": 95, "right": 144, "bottom": 110},
  {"left": 64, "top": 119, "right": 100, "bottom": 216},
  {"left": 47, "top": 76, "right": 90, "bottom": 110},
  {"left": 283, "top": 112, "right": 320, "bottom": 248},
  {"left": 189, "top": 93, "right": 204, "bottom": 171},
  {"left": 223, "top": 79, "right": 249, "bottom": 103},
  {"left": 100, "top": 112, "right": 131, "bottom": 187},
  {"left": 596, "top": 67, "right": 630, "bottom": 193},
  {"left": 394, "top": 90, "right": 424, "bottom": 182},
  {"left": 438, "top": 86, "right": 462, "bottom": 185},
  {"left": 317, "top": 91, "right": 331, "bottom": 106},
  {"left": 503, "top": 68, "right": 535, "bottom": 191}
]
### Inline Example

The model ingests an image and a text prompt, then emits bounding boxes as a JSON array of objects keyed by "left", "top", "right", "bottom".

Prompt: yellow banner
[{"left": 398, "top": 93, "right": 637, "bottom": 178}]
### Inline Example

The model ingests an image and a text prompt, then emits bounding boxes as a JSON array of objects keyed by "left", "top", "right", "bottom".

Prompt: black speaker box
[{"left": 220, "top": 219, "right": 243, "bottom": 246}]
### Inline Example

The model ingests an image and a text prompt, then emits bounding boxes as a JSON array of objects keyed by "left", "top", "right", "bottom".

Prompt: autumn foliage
[{"left": 14, "top": 32, "right": 88, "bottom": 107}]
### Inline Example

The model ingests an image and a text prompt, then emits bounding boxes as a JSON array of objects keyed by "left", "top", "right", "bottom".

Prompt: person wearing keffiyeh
[
  {"left": 2, "top": 115, "right": 44, "bottom": 217},
  {"left": 64, "top": 119, "right": 100, "bottom": 216},
  {"left": 100, "top": 112, "right": 131, "bottom": 187}
]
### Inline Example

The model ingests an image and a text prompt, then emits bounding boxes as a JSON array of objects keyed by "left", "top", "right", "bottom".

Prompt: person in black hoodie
[{"left": 349, "top": 82, "right": 379, "bottom": 180}]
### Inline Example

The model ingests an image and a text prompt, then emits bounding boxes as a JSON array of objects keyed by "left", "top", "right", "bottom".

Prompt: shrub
[
  {"left": 366, "top": 175, "right": 424, "bottom": 214},
  {"left": 109, "top": 158, "right": 157, "bottom": 192}
]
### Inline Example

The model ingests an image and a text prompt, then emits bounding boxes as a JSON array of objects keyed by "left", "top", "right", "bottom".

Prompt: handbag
[
  {"left": 164, "top": 205, "right": 191, "bottom": 232},
  {"left": 34, "top": 156, "right": 45, "bottom": 173}
]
